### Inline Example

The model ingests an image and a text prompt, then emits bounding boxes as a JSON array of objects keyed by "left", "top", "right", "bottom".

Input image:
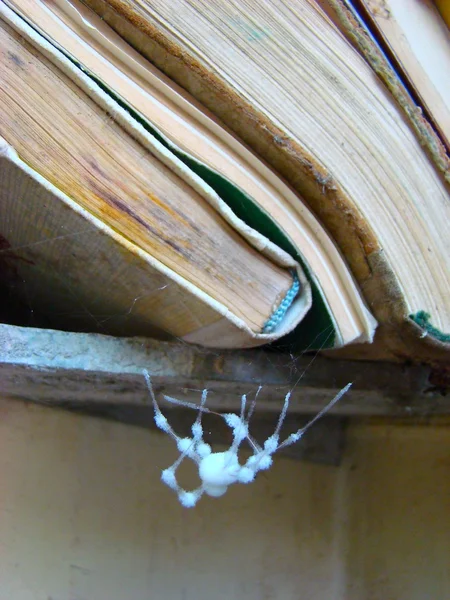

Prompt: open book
[
  {"left": 0, "top": 0, "right": 377, "bottom": 350},
  {"left": 55, "top": 0, "right": 449, "bottom": 364}
]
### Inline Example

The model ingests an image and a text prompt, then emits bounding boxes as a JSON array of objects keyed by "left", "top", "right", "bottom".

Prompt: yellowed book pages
[
  {"left": 79, "top": 0, "right": 450, "bottom": 363},
  {"left": 1, "top": 0, "right": 380, "bottom": 350},
  {"left": 0, "top": 2, "right": 315, "bottom": 348},
  {"left": 356, "top": 0, "right": 450, "bottom": 150}
]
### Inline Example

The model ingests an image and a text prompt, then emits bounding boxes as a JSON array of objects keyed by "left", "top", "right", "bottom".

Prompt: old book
[
  {"left": 316, "top": 0, "right": 450, "bottom": 363},
  {"left": 0, "top": 0, "right": 376, "bottom": 349},
  {"left": 326, "top": 0, "right": 450, "bottom": 161},
  {"left": 72, "top": 0, "right": 450, "bottom": 364},
  {"left": 346, "top": 0, "right": 450, "bottom": 149}
]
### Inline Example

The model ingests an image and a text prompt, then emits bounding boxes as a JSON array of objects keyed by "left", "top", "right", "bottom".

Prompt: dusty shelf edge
[{"left": 0, "top": 323, "right": 444, "bottom": 417}]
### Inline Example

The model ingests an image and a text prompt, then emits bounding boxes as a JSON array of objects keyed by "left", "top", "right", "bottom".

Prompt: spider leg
[
  {"left": 191, "top": 388, "right": 208, "bottom": 441},
  {"left": 278, "top": 382, "right": 352, "bottom": 450},
  {"left": 245, "top": 385, "right": 261, "bottom": 423},
  {"left": 246, "top": 433, "right": 262, "bottom": 454},
  {"left": 161, "top": 468, "right": 204, "bottom": 508},
  {"left": 189, "top": 388, "right": 214, "bottom": 459},
  {"left": 156, "top": 411, "right": 206, "bottom": 505},
  {"left": 241, "top": 386, "right": 263, "bottom": 453},
  {"left": 216, "top": 393, "right": 248, "bottom": 472},
  {"left": 178, "top": 486, "right": 204, "bottom": 508},
  {"left": 236, "top": 392, "right": 249, "bottom": 442},
  {"left": 224, "top": 392, "right": 251, "bottom": 449},
  {"left": 144, "top": 370, "right": 201, "bottom": 468},
  {"left": 257, "top": 389, "right": 292, "bottom": 456},
  {"left": 274, "top": 390, "right": 292, "bottom": 438},
  {"left": 242, "top": 389, "right": 293, "bottom": 475},
  {"left": 143, "top": 370, "right": 180, "bottom": 443},
  {"left": 162, "top": 394, "right": 215, "bottom": 416}
]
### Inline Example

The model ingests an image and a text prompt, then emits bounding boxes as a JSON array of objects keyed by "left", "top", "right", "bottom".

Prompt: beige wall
[{"left": 0, "top": 398, "right": 449, "bottom": 600}]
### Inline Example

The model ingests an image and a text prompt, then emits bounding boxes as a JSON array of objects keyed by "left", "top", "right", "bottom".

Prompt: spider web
[
  {"left": 0, "top": 224, "right": 341, "bottom": 396},
  {"left": 0, "top": 226, "right": 347, "bottom": 470},
  {"left": 0, "top": 221, "right": 338, "bottom": 345}
]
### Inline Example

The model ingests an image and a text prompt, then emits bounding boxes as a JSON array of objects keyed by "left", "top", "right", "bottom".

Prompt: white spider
[{"left": 143, "top": 370, "right": 351, "bottom": 508}]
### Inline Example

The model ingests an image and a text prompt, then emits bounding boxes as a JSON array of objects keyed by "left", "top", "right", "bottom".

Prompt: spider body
[{"left": 144, "top": 371, "right": 351, "bottom": 508}]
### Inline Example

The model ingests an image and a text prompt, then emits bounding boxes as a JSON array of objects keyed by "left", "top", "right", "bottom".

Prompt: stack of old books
[{"left": 1, "top": 0, "right": 448, "bottom": 364}]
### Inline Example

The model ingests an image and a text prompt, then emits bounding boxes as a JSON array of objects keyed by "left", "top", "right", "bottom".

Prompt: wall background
[{"left": 0, "top": 397, "right": 449, "bottom": 600}]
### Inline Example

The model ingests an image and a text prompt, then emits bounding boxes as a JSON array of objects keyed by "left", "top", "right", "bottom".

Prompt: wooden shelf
[{"left": 1, "top": 323, "right": 444, "bottom": 417}]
